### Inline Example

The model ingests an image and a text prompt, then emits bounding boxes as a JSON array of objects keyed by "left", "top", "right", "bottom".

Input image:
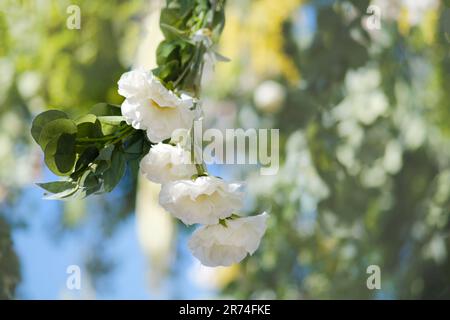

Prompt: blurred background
[{"left": 1, "top": 0, "right": 450, "bottom": 299}]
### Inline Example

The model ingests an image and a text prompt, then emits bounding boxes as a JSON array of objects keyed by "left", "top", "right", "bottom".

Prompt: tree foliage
[{"left": 218, "top": 0, "right": 450, "bottom": 299}]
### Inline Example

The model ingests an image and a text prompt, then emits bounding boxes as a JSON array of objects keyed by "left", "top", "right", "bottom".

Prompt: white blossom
[
  {"left": 159, "top": 175, "right": 244, "bottom": 225},
  {"left": 140, "top": 143, "right": 197, "bottom": 184},
  {"left": 118, "top": 69, "right": 196, "bottom": 142},
  {"left": 188, "top": 212, "right": 268, "bottom": 267}
]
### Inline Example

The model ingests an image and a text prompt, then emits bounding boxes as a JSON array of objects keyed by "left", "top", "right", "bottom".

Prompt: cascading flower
[
  {"left": 117, "top": 69, "right": 196, "bottom": 142},
  {"left": 158, "top": 175, "right": 244, "bottom": 225},
  {"left": 31, "top": 1, "right": 266, "bottom": 268},
  {"left": 140, "top": 142, "right": 197, "bottom": 184},
  {"left": 188, "top": 212, "right": 268, "bottom": 267}
]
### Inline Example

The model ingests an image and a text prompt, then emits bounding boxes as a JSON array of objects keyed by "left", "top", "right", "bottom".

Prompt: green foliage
[
  {"left": 30, "top": 110, "right": 69, "bottom": 143},
  {"left": 44, "top": 132, "right": 77, "bottom": 175},
  {"left": 31, "top": 105, "right": 151, "bottom": 200},
  {"left": 153, "top": 0, "right": 226, "bottom": 93},
  {"left": 220, "top": 0, "right": 450, "bottom": 300},
  {"left": 0, "top": 0, "right": 145, "bottom": 298}
]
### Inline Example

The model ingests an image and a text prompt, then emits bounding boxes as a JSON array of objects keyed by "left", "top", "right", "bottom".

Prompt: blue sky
[{"left": 12, "top": 169, "right": 214, "bottom": 299}]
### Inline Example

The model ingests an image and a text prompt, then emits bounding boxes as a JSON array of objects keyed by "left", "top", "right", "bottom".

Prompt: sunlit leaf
[{"left": 31, "top": 110, "right": 68, "bottom": 143}]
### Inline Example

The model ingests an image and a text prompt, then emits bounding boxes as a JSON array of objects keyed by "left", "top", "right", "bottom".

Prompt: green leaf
[
  {"left": 160, "top": 23, "right": 191, "bottom": 42},
  {"left": 76, "top": 116, "right": 103, "bottom": 140},
  {"left": 160, "top": 8, "right": 181, "bottom": 35},
  {"left": 71, "top": 146, "right": 99, "bottom": 180},
  {"left": 174, "top": 0, "right": 196, "bottom": 13},
  {"left": 91, "top": 113, "right": 124, "bottom": 136},
  {"left": 44, "top": 133, "right": 77, "bottom": 176},
  {"left": 82, "top": 171, "right": 101, "bottom": 196},
  {"left": 155, "top": 60, "right": 180, "bottom": 82},
  {"left": 89, "top": 103, "right": 122, "bottom": 117},
  {"left": 103, "top": 148, "right": 126, "bottom": 192},
  {"left": 75, "top": 114, "right": 97, "bottom": 124},
  {"left": 123, "top": 131, "right": 151, "bottom": 160},
  {"left": 38, "top": 118, "right": 77, "bottom": 151},
  {"left": 43, "top": 186, "right": 80, "bottom": 200},
  {"left": 37, "top": 180, "right": 80, "bottom": 200},
  {"left": 180, "top": 44, "right": 194, "bottom": 66},
  {"left": 97, "top": 116, "right": 125, "bottom": 126},
  {"left": 31, "top": 110, "right": 68, "bottom": 143},
  {"left": 211, "top": 6, "right": 225, "bottom": 41},
  {"left": 97, "top": 145, "right": 114, "bottom": 161},
  {"left": 37, "top": 181, "right": 77, "bottom": 194},
  {"left": 156, "top": 41, "right": 179, "bottom": 66},
  {"left": 94, "top": 160, "right": 111, "bottom": 174},
  {"left": 124, "top": 132, "right": 144, "bottom": 154}
]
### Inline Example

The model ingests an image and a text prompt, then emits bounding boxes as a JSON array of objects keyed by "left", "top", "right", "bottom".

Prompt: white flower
[
  {"left": 117, "top": 69, "right": 196, "bottom": 142},
  {"left": 188, "top": 212, "right": 268, "bottom": 267},
  {"left": 159, "top": 176, "right": 244, "bottom": 225},
  {"left": 140, "top": 143, "right": 197, "bottom": 184}
]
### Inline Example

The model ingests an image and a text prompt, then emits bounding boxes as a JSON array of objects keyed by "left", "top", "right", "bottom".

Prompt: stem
[
  {"left": 76, "top": 124, "right": 130, "bottom": 143},
  {"left": 195, "top": 164, "right": 207, "bottom": 176},
  {"left": 173, "top": 52, "right": 196, "bottom": 88},
  {"left": 108, "top": 126, "right": 134, "bottom": 146},
  {"left": 190, "top": 121, "right": 207, "bottom": 177},
  {"left": 175, "top": 1, "right": 225, "bottom": 177},
  {"left": 207, "top": 0, "right": 217, "bottom": 28}
]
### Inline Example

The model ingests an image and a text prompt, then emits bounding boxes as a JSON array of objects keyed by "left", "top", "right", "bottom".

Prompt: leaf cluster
[
  {"left": 31, "top": 104, "right": 150, "bottom": 199},
  {"left": 153, "top": 0, "right": 226, "bottom": 93}
]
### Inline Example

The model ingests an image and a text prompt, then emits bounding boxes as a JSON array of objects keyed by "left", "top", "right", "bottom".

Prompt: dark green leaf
[
  {"left": 76, "top": 117, "right": 103, "bottom": 140},
  {"left": 94, "top": 160, "right": 111, "bottom": 174},
  {"left": 97, "top": 145, "right": 114, "bottom": 161},
  {"left": 43, "top": 187, "right": 80, "bottom": 200},
  {"left": 37, "top": 181, "right": 77, "bottom": 194},
  {"left": 71, "top": 146, "right": 99, "bottom": 180},
  {"left": 124, "top": 132, "right": 145, "bottom": 154},
  {"left": 155, "top": 60, "right": 180, "bottom": 82},
  {"left": 31, "top": 110, "right": 68, "bottom": 143},
  {"left": 82, "top": 172, "right": 101, "bottom": 194},
  {"left": 156, "top": 41, "right": 179, "bottom": 66},
  {"left": 38, "top": 118, "right": 77, "bottom": 151},
  {"left": 94, "top": 115, "right": 124, "bottom": 136},
  {"left": 38, "top": 180, "right": 80, "bottom": 200},
  {"left": 103, "top": 148, "right": 126, "bottom": 192},
  {"left": 160, "top": 23, "right": 191, "bottom": 42},
  {"left": 44, "top": 133, "right": 77, "bottom": 176}
]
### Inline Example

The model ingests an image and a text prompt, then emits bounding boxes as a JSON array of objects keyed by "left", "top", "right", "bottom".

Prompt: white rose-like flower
[
  {"left": 159, "top": 176, "right": 244, "bottom": 225},
  {"left": 140, "top": 143, "right": 197, "bottom": 184},
  {"left": 117, "top": 69, "right": 196, "bottom": 142},
  {"left": 188, "top": 212, "right": 268, "bottom": 267}
]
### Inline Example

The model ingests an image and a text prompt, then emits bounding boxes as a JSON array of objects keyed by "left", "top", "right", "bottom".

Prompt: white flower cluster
[{"left": 118, "top": 69, "right": 268, "bottom": 267}]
